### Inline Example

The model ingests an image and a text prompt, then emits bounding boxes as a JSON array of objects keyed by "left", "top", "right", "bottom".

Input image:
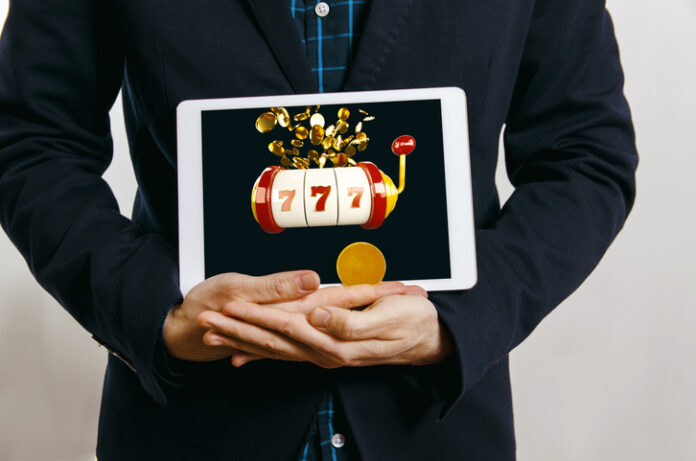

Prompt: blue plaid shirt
[
  {"left": 289, "top": 0, "right": 370, "bottom": 93},
  {"left": 289, "top": 2, "right": 370, "bottom": 460}
]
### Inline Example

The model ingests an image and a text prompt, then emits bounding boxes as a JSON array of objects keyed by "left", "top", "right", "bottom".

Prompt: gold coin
[
  {"left": 345, "top": 145, "right": 356, "bottom": 156},
  {"left": 318, "top": 155, "right": 327, "bottom": 168},
  {"left": 321, "top": 136, "right": 334, "bottom": 151},
  {"left": 336, "top": 242, "right": 386, "bottom": 286},
  {"left": 362, "top": 115, "right": 375, "bottom": 122},
  {"left": 353, "top": 132, "right": 369, "bottom": 151},
  {"left": 325, "top": 124, "right": 336, "bottom": 137},
  {"left": 293, "top": 106, "right": 311, "bottom": 121},
  {"left": 355, "top": 121, "right": 363, "bottom": 133},
  {"left": 340, "top": 135, "right": 353, "bottom": 149},
  {"left": 310, "top": 125, "right": 325, "bottom": 145},
  {"left": 331, "top": 153, "right": 348, "bottom": 167},
  {"left": 338, "top": 107, "right": 350, "bottom": 121},
  {"left": 310, "top": 113, "right": 325, "bottom": 128},
  {"left": 292, "top": 157, "right": 309, "bottom": 169},
  {"left": 256, "top": 112, "right": 277, "bottom": 133},
  {"left": 295, "top": 126, "right": 309, "bottom": 140},
  {"left": 268, "top": 140, "right": 285, "bottom": 156},
  {"left": 271, "top": 107, "right": 292, "bottom": 128},
  {"left": 291, "top": 139, "right": 304, "bottom": 148}
]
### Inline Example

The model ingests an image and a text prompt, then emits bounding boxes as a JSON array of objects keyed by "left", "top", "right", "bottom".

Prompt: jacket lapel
[
  {"left": 246, "top": 0, "right": 318, "bottom": 94},
  {"left": 343, "top": 0, "right": 415, "bottom": 91}
]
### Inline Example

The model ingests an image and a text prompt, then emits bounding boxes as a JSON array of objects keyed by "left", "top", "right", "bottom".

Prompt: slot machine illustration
[{"left": 251, "top": 105, "right": 415, "bottom": 233}]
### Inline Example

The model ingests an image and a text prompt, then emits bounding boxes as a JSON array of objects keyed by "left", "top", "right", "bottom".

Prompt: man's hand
[
  {"left": 163, "top": 270, "right": 320, "bottom": 362},
  {"left": 199, "top": 292, "right": 455, "bottom": 368},
  {"left": 163, "top": 270, "right": 415, "bottom": 362}
]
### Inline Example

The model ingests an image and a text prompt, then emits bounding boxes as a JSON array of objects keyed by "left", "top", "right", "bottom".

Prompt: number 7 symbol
[
  {"left": 278, "top": 189, "right": 296, "bottom": 211},
  {"left": 347, "top": 187, "right": 364, "bottom": 208},
  {"left": 311, "top": 185, "right": 332, "bottom": 212}
]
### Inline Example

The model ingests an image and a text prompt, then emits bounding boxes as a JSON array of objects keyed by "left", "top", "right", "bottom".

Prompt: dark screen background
[{"left": 201, "top": 99, "right": 450, "bottom": 283}]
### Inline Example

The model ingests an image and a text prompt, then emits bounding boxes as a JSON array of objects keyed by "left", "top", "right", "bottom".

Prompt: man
[{"left": 0, "top": 1, "right": 637, "bottom": 460}]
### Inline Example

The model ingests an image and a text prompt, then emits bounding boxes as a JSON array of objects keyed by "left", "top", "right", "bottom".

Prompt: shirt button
[
  {"left": 331, "top": 433, "right": 345, "bottom": 448},
  {"left": 315, "top": 2, "right": 330, "bottom": 17}
]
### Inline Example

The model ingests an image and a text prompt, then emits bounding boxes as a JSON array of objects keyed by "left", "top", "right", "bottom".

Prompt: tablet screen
[{"left": 199, "top": 99, "right": 451, "bottom": 284}]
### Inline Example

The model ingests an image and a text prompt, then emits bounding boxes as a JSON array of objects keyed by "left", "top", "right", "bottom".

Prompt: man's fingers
[
  {"left": 230, "top": 352, "right": 264, "bottom": 367},
  {"left": 279, "top": 281, "right": 407, "bottom": 314},
  {"left": 218, "top": 303, "right": 408, "bottom": 366},
  {"left": 224, "top": 270, "right": 320, "bottom": 304},
  {"left": 308, "top": 304, "right": 398, "bottom": 340},
  {"left": 404, "top": 285, "right": 428, "bottom": 299},
  {"left": 221, "top": 301, "right": 345, "bottom": 351},
  {"left": 203, "top": 329, "right": 294, "bottom": 365},
  {"left": 199, "top": 310, "right": 319, "bottom": 363}
]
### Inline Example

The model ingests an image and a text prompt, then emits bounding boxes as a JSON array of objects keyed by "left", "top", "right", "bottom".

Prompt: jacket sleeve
[
  {"left": 0, "top": 0, "right": 183, "bottom": 405},
  {"left": 412, "top": 2, "right": 638, "bottom": 421}
]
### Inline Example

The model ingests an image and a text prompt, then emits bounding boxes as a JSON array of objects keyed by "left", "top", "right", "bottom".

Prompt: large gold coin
[
  {"left": 255, "top": 112, "right": 277, "bottom": 133},
  {"left": 336, "top": 242, "right": 386, "bottom": 286}
]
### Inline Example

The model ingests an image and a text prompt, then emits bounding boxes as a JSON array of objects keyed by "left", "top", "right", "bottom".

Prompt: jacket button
[
  {"left": 315, "top": 2, "right": 330, "bottom": 17},
  {"left": 331, "top": 433, "right": 345, "bottom": 448}
]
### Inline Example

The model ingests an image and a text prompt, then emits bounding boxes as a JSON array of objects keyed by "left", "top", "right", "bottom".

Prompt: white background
[{"left": 0, "top": 1, "right": 694, "bottom": 459}]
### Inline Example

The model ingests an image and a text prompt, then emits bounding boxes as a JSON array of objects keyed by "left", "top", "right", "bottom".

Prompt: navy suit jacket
[{"left": 0, "top": 0, "right": 637, "bottom": 460}]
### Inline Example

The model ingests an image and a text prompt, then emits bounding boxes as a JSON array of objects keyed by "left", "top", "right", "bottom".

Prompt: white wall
[{"left": 0, "top": 1, "right": 694, "bottom": 459}]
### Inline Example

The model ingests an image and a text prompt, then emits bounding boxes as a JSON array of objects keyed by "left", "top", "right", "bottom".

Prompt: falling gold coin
[
  {"left": 295, "top": 125, "right": 309, "bottom": 140},
  {"left": 310, "top": 125, "right": 324, "bottom": 145},
  {"left": 338, "top": 107, "right": 350, "bottom": 121},
  {"left": 293, "top": 106, "right": 311, "bottom": 121},
  {"left": 271, "top": 107, "right": 292, "bottom": 128},
  {"left": 345, "top": 145, "right": 356, "bottom": 157},
  {"left": 291, "top": 139, "right": 304, "bottom": 148},
  {"left": 256, "top": 112, "right": 277, "bottom": 133},
  {"left": 355, "top": 121, "right": 363, "bottom": 133},
  {"left": 321, "top": 136, "right": 335, "bottom": 151},
  {"left": 331, "top": 153, "right": 348, "bottom": 167},
  {"left": 292, "top": 157, "right": 310, "bottom": 169},
  {"left": 310, "top": 113, "right": 325, "bottom": 128},
  {"left": 353, "top": 131, "right": 369, "bottom": 151},
  {"left": 336, "top": 120, "right": 348, "bottom": 135},
  {"left": 336, "top": 242, "right": 386, "bottom": 286},
  {"left": 268, "top": 140, "right": 285, "bottom": 156}
]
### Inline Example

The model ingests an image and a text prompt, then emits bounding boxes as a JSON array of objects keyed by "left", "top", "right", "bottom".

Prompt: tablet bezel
[{"left": 177, "top": 87, "right": 476, "bottom": 295}]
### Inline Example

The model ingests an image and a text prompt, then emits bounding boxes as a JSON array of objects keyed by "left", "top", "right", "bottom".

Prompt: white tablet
[{"left": 177, "top": 87, "right": 476, "bottom": 295}]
